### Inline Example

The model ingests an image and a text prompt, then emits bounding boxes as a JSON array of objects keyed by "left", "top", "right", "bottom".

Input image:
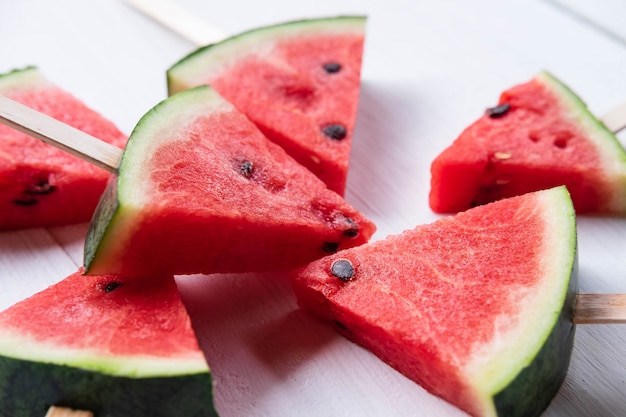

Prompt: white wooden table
[{"left": 1, "top": 1, "right": 626, "bottom": 416}]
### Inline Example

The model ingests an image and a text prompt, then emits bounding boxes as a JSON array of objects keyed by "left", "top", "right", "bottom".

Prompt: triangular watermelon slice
[
  {"left": 429, "top": 71, "right": 626, "bottom": 214},
  {"left": 167, "top": 16, "right": 366, "bottom": 196},
  {"left": 0, "top": 66, "right": 127, "bottom": 230},
  {"left": 290, "top": 186, "right": 577, "bottom": 417},
  {"left": 84, "top": 85, "right": 375, "bottom": 278},
  {"left": 0, "top": 269, "right": 217, "bottom": 416}
]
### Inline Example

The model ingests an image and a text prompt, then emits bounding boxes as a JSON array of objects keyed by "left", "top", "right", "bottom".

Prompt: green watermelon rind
[
  {"left": 291, "top": 186, "right": 577, "bottom": 417},
  {"left": 83, "top": 176, "right": 119, "bottom": 275},
  {"left": 0, "top": 66, "right": 55, "bottom": 99},
  {"left": 474, "top": 186, "right": 577, "bottom": 416},
  {"left": 0, "top": 66, "right": 50, "bottom": 93},
  {"left": 0, "top": 327, "right": 209, "bottom": 378},
  {"left": 116, "top": 86, "right": 234, "bottom": 199},
  {"left": 83, "top": 86, "right": 231, "bottom": 273},
  {"left": 166, "top": 15, "right": 366, "bottom": 95},
  {"left": 536, "top": 71, "right": 626, "bottom": 212},
  {"left": 492, "top": 269, "right": 577, "bottom": 417},
  {"left": 0, "top": 355, "right": 218, "bottom": 417}
]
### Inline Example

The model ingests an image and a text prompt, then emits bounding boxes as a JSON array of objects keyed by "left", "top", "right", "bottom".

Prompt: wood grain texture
[
  {"left": 1, "top": 1, "right": 626, "bottom": 416},
  {"left": 575, "top": 294, "right": 626, "bottom": 324},
  {"left": 0, "top": 96, "right": 121, "bottom": 172},
  {"left": 599, "top": 100, "right": 626, "bottom": 133}
]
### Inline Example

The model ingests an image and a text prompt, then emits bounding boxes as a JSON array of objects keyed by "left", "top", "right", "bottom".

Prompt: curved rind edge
[
  {"left": 537, "top": 71, "right": 626, "bottom": 212},
  {"left": 83, "top": 86, "right": 224, "bottom": 275},
  {"left": 83, "top": 176, "right": 121, "bottom": 274},
  {"left": 491, "top": 186, "right": 578, "bottom": 417},
  {"left": 0, "top": 355, "right": 218, "bottom": 417},
  {"left": 166, "top": 15, "right": 366, "bottom": 95}
]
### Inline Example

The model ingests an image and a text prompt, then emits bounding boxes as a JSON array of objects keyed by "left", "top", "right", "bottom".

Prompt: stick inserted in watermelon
[
  {"left": 83, "top": 84, "right": 375, "bottom": 277},
  {"left": 167, "top": 16, "right": 366, "bottom": 196},
  {"left": 2, "top": 71, "right": 625, "bottom": 321},
  {"left": 0, "top": 67, "right": 127, "bottom": 230},
  {"left": 0, "top": 270, "right": 218, "bottom": 417},
  {"left": 291, "top": 186, "right": 577, "bottom": 417},
  {"left": 430, "top": 71, "right": 626, "bottom": 214}
]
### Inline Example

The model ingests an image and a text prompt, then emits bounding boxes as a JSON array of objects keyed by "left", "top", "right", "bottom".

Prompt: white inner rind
[
  {"left": 0, "top": 67, "right": 51, "bottom": 92},
  {"left": 168, "top": 16, "right": 366, "bottom": 94},
  {"left": 94, "top": 86, "right": 233, "bottom": 271},
  {"left": 118, "top": 86, "right": 233, "bottom": 208},
  {"left": 462, "top": 186, "right": 576, "bottom": 416},
  {"left": 0, "top": 328, "right": 210, "bottom": 378}
]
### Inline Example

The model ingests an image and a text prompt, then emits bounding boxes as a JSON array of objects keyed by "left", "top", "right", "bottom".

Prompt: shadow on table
[{"left": 175, "top": 270, "right": 341, "bottom": 385}]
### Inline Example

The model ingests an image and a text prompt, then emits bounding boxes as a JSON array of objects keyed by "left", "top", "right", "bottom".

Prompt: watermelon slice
[
  {"left": 290, "top": 186, "right": 577, "bottom": 417},
  {"left": 167, "top": 16, "right": 366, "bottom": 196},
  {"left": 83, "top": 85, "right": 375, "bottom": 278},
  {"left": 0, "top": 269, "right": 217, "bottom": 417},
  {"left": 429, "top": 71, "right": 626, "bottom": 214},
  {"left": 0, "top": 66, "right": 127, "bottom": 230}
]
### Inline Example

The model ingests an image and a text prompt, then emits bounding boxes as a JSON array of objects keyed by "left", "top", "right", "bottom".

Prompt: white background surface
[{"left": 1, "top": 0, "right": 626, "bottom": 416}]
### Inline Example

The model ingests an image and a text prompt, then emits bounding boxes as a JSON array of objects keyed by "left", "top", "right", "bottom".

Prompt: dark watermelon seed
[
  {"left": 323, "top": 62, "right": 342, "bottom": 73},
  {"left": 335, "top": 320, "right": 348, "bottom": 330},
  {"left": 104, "top": 282, "right": 121, "bottom": 293},
  {"left": 240, "top": 161, "right": 254, "bottom": 178},
  {"left": 13, "top": 198, "right": 38, "bottom": 206},
  {"left": 322, "top": 124, "right": 347, "bottom": 140},
  {"left": 342, "top": 217, "right": 359, "bottom": 238},
  {"left": 331, "top": 258, "right": 355, "bottom": 281},
  {"left": 485, "top": 103, "right": 510, "bottom": 118},
  {"left": 322, "top": 242, "right": 340, "bottom": 253},
  {"left": 24, "top": 179, "right": 56, "bottom": 195}
]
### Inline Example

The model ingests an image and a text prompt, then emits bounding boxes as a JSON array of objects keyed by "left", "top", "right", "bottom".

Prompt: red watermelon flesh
[
  {"left": 167, "top": 16, "right": 365, "bottom": 195},
  {"left": 0, "top": 269, "right": 217, "bottom": 416},
  {"left": 0, "top": 270, "right": 201, "bottom": 364},
  {"left": 430, "top": 71, "right": 626, "bottom": 214},
  {"left": 290, "top": 186, "right": 577, "bottom": 417},
  {"left": 84, "top": 85, "right": 376, "bottom": 278},
  {"left": 0, "top": 67, "right": 127, "bottom": 230}
]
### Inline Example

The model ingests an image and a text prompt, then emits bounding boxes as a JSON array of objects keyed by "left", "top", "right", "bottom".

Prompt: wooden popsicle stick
[
  {"left": 573, "top": 293, "right": 626, "bottom": 324},
  {"left": 124, "top": 0, "right": 226, "bottom": 45},
  {"left": 599, "top": 100, "right": 626, "bottom": 134},
  {"left": 45, "top": 406, "right": 94, "bottom": 417},
  {"left": 0, "top": 95, "right": 122, "bottom": 173}
]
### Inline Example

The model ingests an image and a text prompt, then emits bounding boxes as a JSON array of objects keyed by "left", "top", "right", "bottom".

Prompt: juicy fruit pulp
[
  {"left": 429, "top": 71, "right": 626, "bottom": 214},
  {"left": 167, "top": 16, "right": 366, "bottom": 195},
  {"left": 0, "top": 66, "right": 127, "bottom": 230},
  {"left": 84, "top": 85, "right": 375, "bottom": 277},
  {"left": 0, "top": 270, "right": 217, "bottom": 417},
  {"left": 291, "top": 187, "right": 577, "bottom": 417}
]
